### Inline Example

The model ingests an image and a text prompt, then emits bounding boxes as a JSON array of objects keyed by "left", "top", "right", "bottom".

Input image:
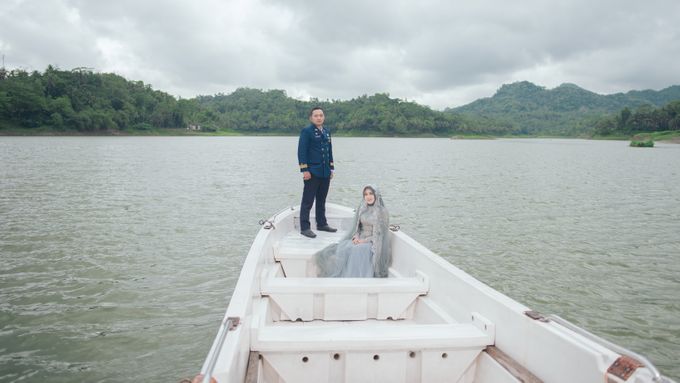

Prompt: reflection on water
[{"left": 1, "top": 137, "right": 679, "bottom": 382}]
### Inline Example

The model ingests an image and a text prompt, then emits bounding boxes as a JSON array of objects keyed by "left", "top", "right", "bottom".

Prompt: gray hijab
[{"left": 315, "top": 185, "right": 392, "bottom": 278}]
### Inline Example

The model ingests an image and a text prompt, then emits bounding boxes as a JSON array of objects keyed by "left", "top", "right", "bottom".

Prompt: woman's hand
[{"left": 352, "top": 236, "right": 362, "bottom": 245}]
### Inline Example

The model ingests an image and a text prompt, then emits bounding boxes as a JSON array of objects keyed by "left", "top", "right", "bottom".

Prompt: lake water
[{"left": 1, "top": 137, "right": 679, "bottom": 382}]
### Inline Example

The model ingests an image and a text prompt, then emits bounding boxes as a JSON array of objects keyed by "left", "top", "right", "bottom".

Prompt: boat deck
[
  {"left": 273, "top": 229, "right": 348, "bottom": 277},
  {"left": 276, "top": 229, "right": 348, "bottom": 255},
  {"left": 201, "top": 204, "right": 671, "bottom": 383},
  {"left": 253, "top": 225, "right": 497, "bottom": 382}
]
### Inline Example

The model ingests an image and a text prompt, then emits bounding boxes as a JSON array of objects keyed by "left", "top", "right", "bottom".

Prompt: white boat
[{"left": 199, "top": 204, "right": 673, "bottom": 383}]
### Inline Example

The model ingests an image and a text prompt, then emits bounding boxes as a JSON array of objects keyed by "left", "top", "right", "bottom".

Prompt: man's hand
[{"left": 303, "top": 171, "right": 311, "bottom": 180}]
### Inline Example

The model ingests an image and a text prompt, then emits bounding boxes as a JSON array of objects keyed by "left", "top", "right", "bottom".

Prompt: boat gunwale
[{"left": 201, "top": 203, "right": 671, "bottom": 383}]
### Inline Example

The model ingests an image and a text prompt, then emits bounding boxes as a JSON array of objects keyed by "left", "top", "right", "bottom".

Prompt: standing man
[{"left": 297, "top": 106, "right": 337, "bottom": 238}]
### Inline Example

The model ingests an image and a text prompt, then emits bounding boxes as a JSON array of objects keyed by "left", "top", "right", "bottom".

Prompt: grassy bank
[
  {"left": 450, "top": 135, "right": 496, "bottom": 140},
  {"left": 645, "top": 130, "right": 680, "bottom": 142},
  {"left": 0, "top": 127, "right": 481, "bottom": 138},
  {"left": 591, "top": 130, "right": 680, "bottom": 143},
  {"left": 3, "top": 126, "right": 680, "bottom": 141},
  {"left": 0, "top": 127, "right": 244, "bottom": 136}
]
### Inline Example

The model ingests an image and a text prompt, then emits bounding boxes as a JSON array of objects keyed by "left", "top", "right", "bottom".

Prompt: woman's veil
[{"left": 366, "top": 185, "right": 391, "bottom": 277}]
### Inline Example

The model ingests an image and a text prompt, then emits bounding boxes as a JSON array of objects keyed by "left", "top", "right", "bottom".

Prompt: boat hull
[{"left": 200, "top": 204, "right": 670, "bottom": 383}]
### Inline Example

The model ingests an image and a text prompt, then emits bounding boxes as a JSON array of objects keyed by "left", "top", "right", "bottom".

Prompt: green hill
[
  {"left": 194, "top": 89, "right": 514, "bottom": 136},
  {"left": 2, "top": 66, "right": 679, "bottom": 137},
  {"left": 448, "top": 81, "right": 680, "bottom": 135},
  {"left": 0, "top": 66, "right": 508, "bottom": 136},
  {"left": 0, "top": 66, "right": 189, "bottom": 133}
]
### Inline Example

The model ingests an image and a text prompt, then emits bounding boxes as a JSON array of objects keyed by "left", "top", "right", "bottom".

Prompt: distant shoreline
[{"left": 2, "top": 128, "right": 680, "bottom": 142}]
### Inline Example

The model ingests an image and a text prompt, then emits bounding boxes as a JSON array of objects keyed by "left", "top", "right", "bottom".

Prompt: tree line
[
  {"left": 0, "top": 66, "right": 513, "bottom": 136},
  {"left": 450, "top": 81, "right": 680, "bottom": 136},
  {"left": 194, "top": 89, "right": 516, "bottom": 135},
  {"left": 1, "top": 66, "right": 678, "bottom": 137},
  {"left": 593, "top": 101, "right": 680, "bottom": 136},
  {"left": 0, "top": 66, "right": 188, "bottom": 132}
]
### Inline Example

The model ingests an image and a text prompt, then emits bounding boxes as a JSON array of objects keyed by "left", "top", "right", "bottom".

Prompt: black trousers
[{"left": 300, "top": 175, "right": 330, "bottom": 231}]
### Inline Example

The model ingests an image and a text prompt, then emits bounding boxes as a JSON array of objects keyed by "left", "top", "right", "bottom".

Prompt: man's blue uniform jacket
[{"left": 298, "top": 124, "right": 334, "bottom": 178}]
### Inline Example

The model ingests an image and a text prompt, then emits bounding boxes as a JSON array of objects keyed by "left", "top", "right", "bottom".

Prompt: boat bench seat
[
  {"left": 252, "top": 299, "right": 496, "bottom": 383},
  {"left": 273, "top": 231, "right": 347, "bottom": 277},
  {"left": 261, "top": 268, "right": 429, "bottom": 321},
  {"left": 254, "top": 321, "right": 493, "bottom": 383},
  {"left": 254, "top": 321, "right": 494, "bottom": 352}
]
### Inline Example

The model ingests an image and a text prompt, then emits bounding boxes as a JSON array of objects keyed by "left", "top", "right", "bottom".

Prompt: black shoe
[
  {"left": 301, "top": 229, "right": 317, "bottom": 238},
  {"left": 317, "top": 225, "right": 337, "bottom": 232}
]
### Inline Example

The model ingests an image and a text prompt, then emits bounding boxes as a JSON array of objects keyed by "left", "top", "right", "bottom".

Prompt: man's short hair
[{"left": 309, "top": 106, "right": 324, "bottom": 117}]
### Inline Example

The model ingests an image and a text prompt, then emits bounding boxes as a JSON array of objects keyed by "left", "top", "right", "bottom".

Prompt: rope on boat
[
  {"left": 389, "top": 224, "right": 400, "bottom": 232},
  {"left": 259, "top": 219, "right": 275, "bottom": 230},
  {"left": 259, "top": 206, "right": 295, "bottom": 230}
]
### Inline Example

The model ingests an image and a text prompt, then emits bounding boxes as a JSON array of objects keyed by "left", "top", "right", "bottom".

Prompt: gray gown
[{"left": 315, "top": 185, "right": 391, "bottom": 278}]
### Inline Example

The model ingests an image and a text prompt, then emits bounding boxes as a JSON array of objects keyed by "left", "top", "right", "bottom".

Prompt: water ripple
[{"left": 1, "top": 137, "right": 679, "bottom": 382}]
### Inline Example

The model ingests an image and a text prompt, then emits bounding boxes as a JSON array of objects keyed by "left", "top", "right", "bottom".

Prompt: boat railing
[
  {"left": 201, "top": 316, "right": 240, "bottom": 383},
  {"left": 548, "top": 314, "right": 671, "bottom": 383}
]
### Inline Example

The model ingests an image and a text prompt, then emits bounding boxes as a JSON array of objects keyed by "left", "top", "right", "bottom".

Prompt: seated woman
[{"left": 315, "top": 185, "right": 391, "bottom": 278}]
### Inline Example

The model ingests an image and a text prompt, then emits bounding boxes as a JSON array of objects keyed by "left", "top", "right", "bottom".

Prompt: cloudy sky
[{"left": 1, "top": 0, "right": 679, "bottom": 109}]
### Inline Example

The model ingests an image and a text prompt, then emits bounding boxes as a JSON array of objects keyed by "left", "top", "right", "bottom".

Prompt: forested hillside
[
  {"left": 194, "top": 89, "right": 514, "bottom": 135},
  {"left": 0, "top": 66, "right": 513, "bottom": 136},
  {"left": 0, "top": 66, "right": 189, "bottom": 132},
  {"left": 593, "top": 101, "right": 680, "bottom": 136},
  {"left": 1, "top": 66, "right": 679, "bottom": 137},
  {"left": 449, "top": 81, "right": 680, "bottom": 135}
]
